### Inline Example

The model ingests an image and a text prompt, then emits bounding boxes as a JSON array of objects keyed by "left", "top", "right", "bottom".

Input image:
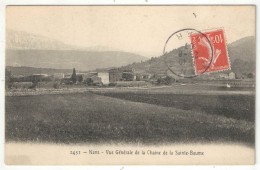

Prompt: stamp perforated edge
[{"left": 190, "top": 28, "right": 231, "bottom": 75}]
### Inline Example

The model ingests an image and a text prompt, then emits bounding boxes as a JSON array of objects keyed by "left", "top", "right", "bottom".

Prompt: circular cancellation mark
[{"left": 163, "top": 28, "right": 214, "bottom": 78}]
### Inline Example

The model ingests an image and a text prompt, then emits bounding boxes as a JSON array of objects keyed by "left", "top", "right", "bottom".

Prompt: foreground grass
[
  {"left": 95, "top": 92, "right": 255, "bottom": 121},
  {"left": 5, "top": 92, "right": 254, "bottom": 145}
]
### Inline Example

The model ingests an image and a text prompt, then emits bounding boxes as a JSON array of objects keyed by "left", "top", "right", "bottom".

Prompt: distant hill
[
  {"left": 6, "top": 30, "right": 147, "bottom": 71},
  {"left": 6, "top": 66, "right": 72, "bottom": 76},
  {"left": 121, "top": 45, "right": 194, "bottom": 76},
  {"left": 6, "top": 50, "right": 147, "bottom": 71},
  {"left": 6, "top": 29, "right": 79, "bottom": 50},
  {"left": 227, "top": 36, "right": 256, "bottom": 76},
  {"left": 6, "top": 29, "right": 255, "bottom": 78},
  {"left": 228, "top": 36, "right": 256, "bottom": 62},
  {"left": 121, "top": 36, "right": 256, "bottom": 78}
]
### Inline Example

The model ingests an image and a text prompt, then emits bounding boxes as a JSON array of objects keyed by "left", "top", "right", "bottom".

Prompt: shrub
[
  {"left": 53, "top": 82, "right": 59, "bottom": 89},
  {"left": 157, "top": 76, "right": 174, "bottom": 85},
  {"left": 29, "top": 82, "right": 38, "bottom": 89}
]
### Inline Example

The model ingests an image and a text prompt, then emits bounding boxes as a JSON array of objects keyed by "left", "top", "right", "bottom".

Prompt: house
[
  {"left": 141, "top": 74, "right": 151, "bottom": 80},
  {"left": 109, "top": 68, "right": 122, "bottom": 82},
  {"left": 64, "top": 74, "right": 72, "bottom": 79},
  {"left": 122, "top": 72, "right": 134, "bottom": 81},
  {"left": 219, "top": 73, "right": 229, "bottom": 79},
  {"left": 92, "top": 76, "right": 102, "bottom": 85},
  {"left": 82, "top": 72, "right": 109, "bottom": 85},
  {"left": 85, "top": 76, "right": 102, "bottom": 86},
  {"left": 97, "top": 72, "right": 109, "bottom": 85},
  {"left": 229, "top": 72, "right": 236, "bottom": 79},
  {"left": 134, "top": 73, "right": 151, "bottom": 81},
  {"left": 135, "top": 74, "right": 142, "bottom": 81},
  {"left": 122, "top": 69, "right": 135, "bottom": 81},
  {"left": 31, "top": 74, "right": 48, "bottom": 78},
  {"left": 53, "top": 73, "right": 64, "bottom": 80}
]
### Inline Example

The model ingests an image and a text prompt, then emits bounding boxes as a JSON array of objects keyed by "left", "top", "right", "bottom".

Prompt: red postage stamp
[{"left": 190, "top": 29, "right": 230, "bottom": 75}]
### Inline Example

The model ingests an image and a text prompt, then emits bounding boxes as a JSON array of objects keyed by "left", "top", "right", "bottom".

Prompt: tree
[
  {"left": 164, "top": 76, "right": 174, "bottom": 85},
  {"left": 157, "top": 76, "right": 174, "bottom": 85},
  {"left": 86, "top": 78, "right": 93, "bottom": 86},
  {"left": 78, "top": 75, "right": 83, "bottom": 83},
  {"left": 71, "top": 68, "right": 77, "bottom": 84}
]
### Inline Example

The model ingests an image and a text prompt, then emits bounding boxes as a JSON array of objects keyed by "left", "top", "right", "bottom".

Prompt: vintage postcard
[{"left": 4, "top": 5, "right": 256, "bottom": 165}]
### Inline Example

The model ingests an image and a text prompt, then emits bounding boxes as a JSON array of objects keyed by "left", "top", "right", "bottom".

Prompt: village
[
  {"left": 6, "top": 66, "right": 255, "bottom": 91},
  {"left": 6, "top": 67, "right": 151, "bottom": 89}
]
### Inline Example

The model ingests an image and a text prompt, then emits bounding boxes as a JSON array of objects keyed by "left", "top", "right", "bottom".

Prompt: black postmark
[{"left": 163, "top": 28, "right": 214, "bottom": 78}]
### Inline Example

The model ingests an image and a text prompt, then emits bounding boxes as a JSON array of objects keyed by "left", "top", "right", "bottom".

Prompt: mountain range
[
  {"left": 6, "top": 30, "right": 147, "bottom": 71},
  {"left": 6, "top": 30, "right": 255, "bottom": 78}
]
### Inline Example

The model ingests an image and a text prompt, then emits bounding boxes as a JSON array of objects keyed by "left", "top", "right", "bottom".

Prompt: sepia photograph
[{"left": 4, "top": 5, "right": 256, "bottom": 165}]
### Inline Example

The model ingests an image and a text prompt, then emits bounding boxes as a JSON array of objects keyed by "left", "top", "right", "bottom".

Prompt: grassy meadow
[{"left": 5, "top": 89, "right": 255, "bottom": 146}]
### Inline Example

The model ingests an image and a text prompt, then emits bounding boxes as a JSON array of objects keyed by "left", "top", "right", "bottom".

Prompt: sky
[{"left": 6, "top": 6, "right": 255, "bottom": 58}]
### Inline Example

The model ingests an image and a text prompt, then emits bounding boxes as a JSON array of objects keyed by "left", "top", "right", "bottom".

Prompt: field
[{"left": 5, "top": 86, "right": 255, "bottom": 146}]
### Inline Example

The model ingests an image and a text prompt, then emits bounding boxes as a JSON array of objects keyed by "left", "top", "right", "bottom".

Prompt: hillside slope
[{"left": 121, "top": 36, "right": 256, "bottom": 77}]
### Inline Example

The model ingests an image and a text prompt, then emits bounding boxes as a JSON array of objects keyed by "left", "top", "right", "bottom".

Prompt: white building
[
  {"left": 229, "top": 72, "right": 236, "bottom": 79},
  {"left": 219, "top": 73, "right": 229, "bottom": 79},
  {"left": 53, "top": 73, "right": 64, "bottom": 79},
  {"left": 97, "top": 72, "right": 109, "bottom": 85}
]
